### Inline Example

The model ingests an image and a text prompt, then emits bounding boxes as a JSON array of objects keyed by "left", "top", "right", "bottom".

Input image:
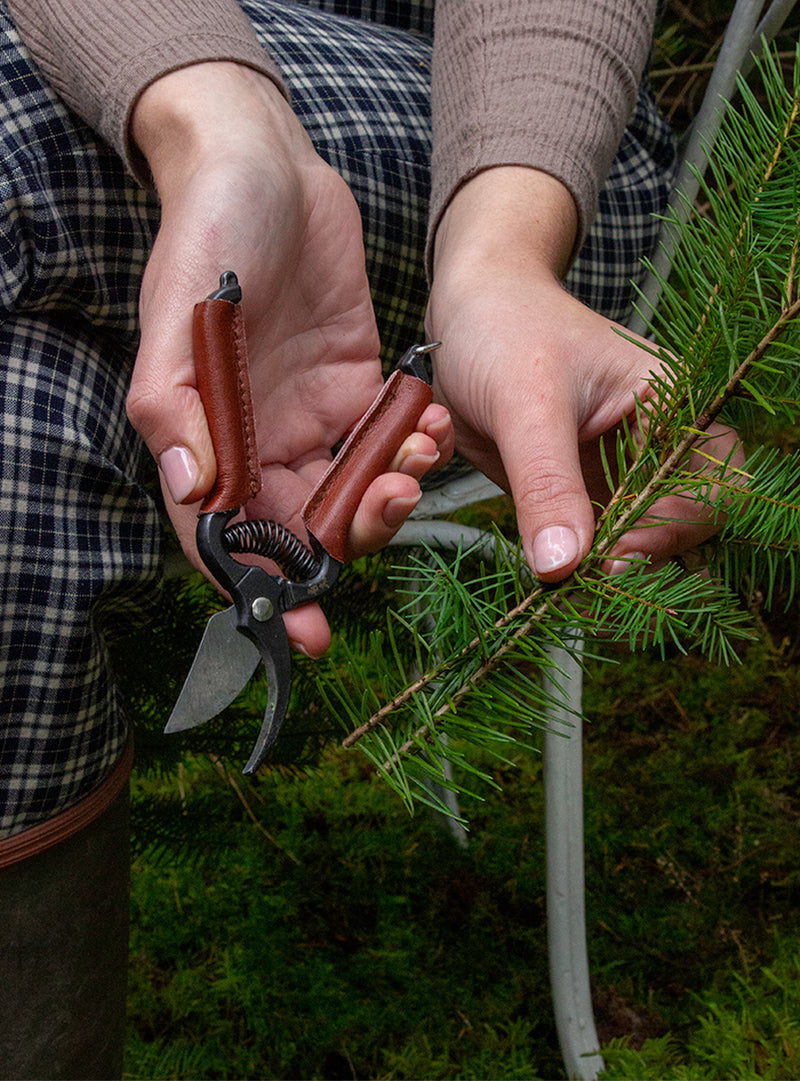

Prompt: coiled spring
[{"left": 223, "top": 519, "right": 322, "bottom": 581}]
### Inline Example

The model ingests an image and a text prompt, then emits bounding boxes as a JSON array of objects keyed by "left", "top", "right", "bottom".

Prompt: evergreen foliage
[{"left": 318, "top": 45, "right": 800, "bottom": 817}]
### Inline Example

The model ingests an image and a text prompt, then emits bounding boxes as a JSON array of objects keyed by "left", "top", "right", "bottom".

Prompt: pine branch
[
  {"left": 594, "top": 293, "right": 800, "bottom": 560},
  {"left": 341, "top": 580, "right": 550, "bottom": 748},
  {"left": 322, "top": 46, "right": 800, "bottom": 810}
]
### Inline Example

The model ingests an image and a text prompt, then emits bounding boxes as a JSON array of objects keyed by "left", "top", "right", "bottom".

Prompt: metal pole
[{"left": 543, "top": 637, "right": 603, "bottom": 1080}]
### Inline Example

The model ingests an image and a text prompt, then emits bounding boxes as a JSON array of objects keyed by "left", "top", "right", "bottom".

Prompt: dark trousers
[{"left": 0, "top": 790, "right": 130, "bottom": 1080}]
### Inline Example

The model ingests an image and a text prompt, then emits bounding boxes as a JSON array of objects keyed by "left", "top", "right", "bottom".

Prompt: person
[{"left": 0, "top": 1, "right": 735, "bottom": 1076}]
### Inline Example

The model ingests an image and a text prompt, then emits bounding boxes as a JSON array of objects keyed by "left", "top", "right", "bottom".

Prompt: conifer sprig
[{"left": 320, "top": 47, "right": 800, "bottom": 814}]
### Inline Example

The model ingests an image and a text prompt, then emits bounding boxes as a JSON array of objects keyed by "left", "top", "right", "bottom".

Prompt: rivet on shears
[{"left": 251, "top": 597, "right": 274, "bottom": 622}]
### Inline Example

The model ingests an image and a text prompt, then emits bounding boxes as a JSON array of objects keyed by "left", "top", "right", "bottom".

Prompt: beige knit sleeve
[
  {"left": 6, "top": 0, "right": 284, "bottom": 185},
  {"left": 429, "top": 0, "right": 658, "bottom": 272},
  {"left": 10, "top": 0, "right": 656, "bottom": 265}
]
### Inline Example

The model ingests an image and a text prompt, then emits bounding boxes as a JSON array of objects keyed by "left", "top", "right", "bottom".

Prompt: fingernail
[
  {"left": 608, "top": 551, "right": 648, "bottom": 576},
  {"left": 383, "top": 492, "right": 422, "bottom": 529},
  {"left": 427, "top": 412, "right": 450, "bottom": 436},
  {"left": 531, "top": 526, "right": 579, "bottom": 575},
  {"left": 159, "top": 446, "right": 199, "bottom": 504},
  {"left": 396, "top": 437, "right": 440, "bottom": 470},
  {"left": 289, "top": 639, "right": 312, "bottom": 658},
  {"left": 397, "top": 448, "right": 440, "bottom": 472}
]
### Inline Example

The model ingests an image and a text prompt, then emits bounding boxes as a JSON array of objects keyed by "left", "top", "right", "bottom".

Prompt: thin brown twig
[
  {"left": 341, "top": 584, "right": 548, "bottom": 747},
  {"left": 376, "top": 567, "right": 705, "bottom": 775},
  {"left": 666, "top": 0, "right": 708, "bottom": 32},
  {"left": 652, "top": 51, "right": 799, "bottom": 83},
  {"left": 377, "top": 599, "right": 553, "bottom": 771}
]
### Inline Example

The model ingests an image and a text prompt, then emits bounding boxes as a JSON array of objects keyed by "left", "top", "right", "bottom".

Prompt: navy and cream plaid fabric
[
  {"left": 0, "top": 0, "right": 675, "bottom": 835},
  {"left": 0, "top": 16, "right": 163, "bottom": 835}
]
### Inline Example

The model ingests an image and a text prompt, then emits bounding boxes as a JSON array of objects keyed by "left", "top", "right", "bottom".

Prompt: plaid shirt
[{"left": 0, "top": 0, "right": 674, "bottom": 836}]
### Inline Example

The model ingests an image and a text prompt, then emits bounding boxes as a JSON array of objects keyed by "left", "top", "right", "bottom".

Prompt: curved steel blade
[
  {"left": 165, "top": 606, "right": 261, "bottom": 733},
  {"left": 242, "top": 628, "right": 292, "bottom": 774}
]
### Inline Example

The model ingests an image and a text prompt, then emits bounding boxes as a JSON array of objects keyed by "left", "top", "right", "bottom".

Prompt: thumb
[
  {"left": 500, "top": 408, "right": 595, "bottom": 582},
  {"left": 127, "top": 311, "right": 217, "bottom": 507}
]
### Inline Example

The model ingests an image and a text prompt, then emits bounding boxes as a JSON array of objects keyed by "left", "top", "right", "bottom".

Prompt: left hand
[{"left": 427, "top": 167, "right": 742, "bottom": 580}]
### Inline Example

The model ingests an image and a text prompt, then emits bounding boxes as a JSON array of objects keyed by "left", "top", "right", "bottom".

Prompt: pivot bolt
[{"left": 251, "top": 597, "right": 274, "bottom": 622}]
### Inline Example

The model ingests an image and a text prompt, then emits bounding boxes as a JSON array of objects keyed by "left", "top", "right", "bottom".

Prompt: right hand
[{"left": 126, "top": 63, "right": 452, "bottom": 655}]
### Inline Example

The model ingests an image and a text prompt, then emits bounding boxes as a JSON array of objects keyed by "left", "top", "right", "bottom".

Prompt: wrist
[
  {"left": 432, "top": 166, "right": 578, "bottom": 284},
  {"left": 131, "top": 61, "right": 305, "bottom": 199}
]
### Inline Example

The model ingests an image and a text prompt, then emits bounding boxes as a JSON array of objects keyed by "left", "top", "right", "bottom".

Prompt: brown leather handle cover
[
  {"left": 302, "top": 369, "right": 432, "bottom": 562},
  {"left": 193, "top": 297, "right": 261, "bottom": 513}
]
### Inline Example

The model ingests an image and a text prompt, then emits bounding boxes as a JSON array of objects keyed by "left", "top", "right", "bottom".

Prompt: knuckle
[
  {"left": 514, "top": 457, "right": 580, "bottom": 512},
  {"left": 125, "top": 382, "right": 155, "bottom": 430},
  {"left": 126, "top": 378, "right": 196, "bottom": 449}
]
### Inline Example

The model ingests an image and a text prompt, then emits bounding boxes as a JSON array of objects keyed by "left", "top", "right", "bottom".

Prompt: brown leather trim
[
  {"left": 194, "top": 297, "right": 261, "bottom": 513},
  {"left": 0, "top": 735, "right": 134, "bottom": 870},
  {"left": 302, "top": 369, "right": 432, "bottom": 562}
]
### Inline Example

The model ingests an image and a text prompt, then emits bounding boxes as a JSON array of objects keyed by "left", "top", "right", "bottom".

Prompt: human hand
[
  {"left": 428, "top": 168, "right": 740, "bottom": 581},
  {"left": 126, "top": 63, "right": 452, "bottom": 654}
]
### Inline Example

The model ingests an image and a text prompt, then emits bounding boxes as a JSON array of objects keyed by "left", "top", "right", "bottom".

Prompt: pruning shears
[{"left": 165, "top": 272, "right": 438, "bottom": 773}]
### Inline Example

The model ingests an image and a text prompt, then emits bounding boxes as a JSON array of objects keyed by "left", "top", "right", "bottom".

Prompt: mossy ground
[{"left": 123, "top": 607, "right": 800, "bottom": 1080}]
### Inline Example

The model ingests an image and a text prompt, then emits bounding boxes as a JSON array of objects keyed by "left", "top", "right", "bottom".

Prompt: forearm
[
  {"left": 6, "top": 0, "right": 283, "bottom": 184},
  {"left": 429, "top": 0, "right": 658, "bottom": 273}
]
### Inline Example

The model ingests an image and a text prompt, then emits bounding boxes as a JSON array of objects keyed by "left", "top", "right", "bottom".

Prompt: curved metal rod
[
  {"left": 542, "top": 634, "right": 603, "bottom": 1081},
  {"left": 629, "top": 0, "right": 778, "bottom": 336}
]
